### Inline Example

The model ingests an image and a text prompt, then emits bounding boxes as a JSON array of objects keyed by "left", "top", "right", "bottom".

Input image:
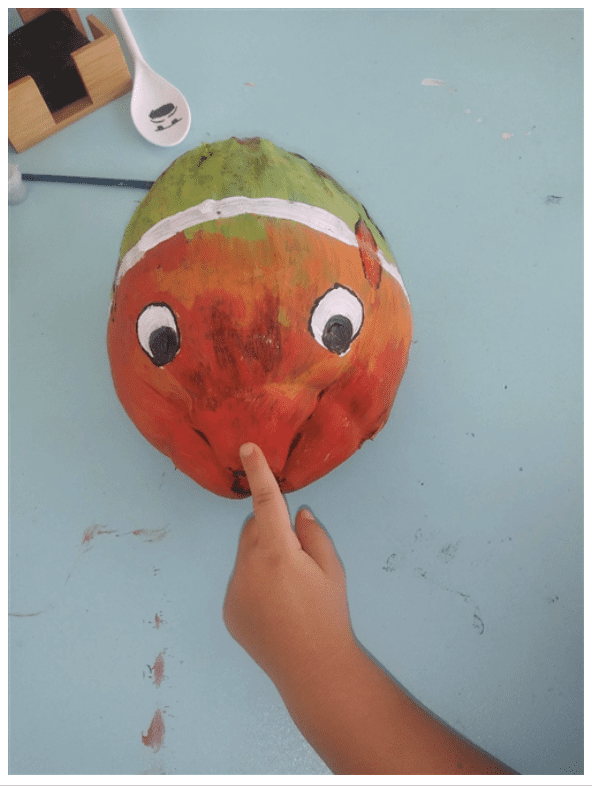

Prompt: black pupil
[
  {"left": 149, "top": 326, "right": 178, "bottom": 366},
  {"left": 322, "top": 315, "right": 353, "bottom": 354}
]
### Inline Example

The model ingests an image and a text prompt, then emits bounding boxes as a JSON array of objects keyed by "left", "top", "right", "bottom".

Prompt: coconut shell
[{"left": 107, "top": 137, "right": 412, "bottom": 498}]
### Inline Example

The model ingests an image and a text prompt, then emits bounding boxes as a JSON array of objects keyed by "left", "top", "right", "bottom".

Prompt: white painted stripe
[
  {"left": 115, "top": 196, "right": 409, "bottom": 300},
  {"left": 376, "top": 251, "right": 409, "bottom": 301}
]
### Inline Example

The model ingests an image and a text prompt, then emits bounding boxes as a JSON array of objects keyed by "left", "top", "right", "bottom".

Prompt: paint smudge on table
[
  {"left": 9, "top": 604, "right": 53, "bottom": 617},
  {"left": 131, "top": 527, "right": 168, "bottom": 543},
  {"left": 472, "top": 613, "right": 485, "bottom": 635},
  {"left": 154, "top": 613, "right": 163, "bottom": 628},
  {"left": 68, "top": 524, "right": 170, "bottom": 583},
  {"left": 421, "top": 78, "right": 446, "bottom": 86},
  {"left": 142, "top": 709, "right": 165, "bottom": 751},
  {"left": 382, "top": 553, "right": 403, "bottom": 572},
  {"left": 152, "top": 652, "right": 165, "bottom": 687},
  {"left": 79, "top": 526, "right": 169, "bottom": 547},
  {"left": 439, "top": 541, "right": 460, "bottom": 563},
  {"left": 81, "top": 524, "right": 116, "bottom": 545}
]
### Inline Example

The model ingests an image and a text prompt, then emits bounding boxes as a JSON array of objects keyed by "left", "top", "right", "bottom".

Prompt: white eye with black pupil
[
  {"left": 137, "top": 303, "right": 180, "bottom": 366},
  {"left": 309, "top": 285, "right": 364, "bottom": 355}
]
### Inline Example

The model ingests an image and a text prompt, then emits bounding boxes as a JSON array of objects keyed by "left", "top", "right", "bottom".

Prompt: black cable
[{"left": 21, "top": 173, "right": 154, "bottom": 190}]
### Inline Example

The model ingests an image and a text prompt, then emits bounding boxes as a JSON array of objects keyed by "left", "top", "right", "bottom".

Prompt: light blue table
[{"left": 8, "top": 8, "right": 583, "bottom": 777}]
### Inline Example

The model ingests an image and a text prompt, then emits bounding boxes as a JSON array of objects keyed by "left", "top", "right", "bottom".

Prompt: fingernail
[
  {"left": 239, "top": 443, "right": 255, "bottom": 460},
  {"left": 299, "top": 506, "right": 315, "bottom": 520}
]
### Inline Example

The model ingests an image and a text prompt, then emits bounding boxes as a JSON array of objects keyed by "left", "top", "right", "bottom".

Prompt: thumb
[{"left": 295, "top": 508, "right": 345, "bottom": 582}]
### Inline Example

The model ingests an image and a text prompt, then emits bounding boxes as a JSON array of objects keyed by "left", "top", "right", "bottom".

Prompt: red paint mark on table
[
  {"left": 81, "top": 524, "right": 116, "bottom": 544},
  {"left": 154, "top": 613, "right": 163, "bottom": 629},
  {"left": 152, "top": 652, "right": 165, "bottom": 687},
  {"left": 131, "top": 528, "right": 168, "bottom": 542},
  {"left": 80, "top": 526, "right": 168, "bottom": 546},
  {"left": 142, "top": 709, "right": 165, "bottom": 751}
]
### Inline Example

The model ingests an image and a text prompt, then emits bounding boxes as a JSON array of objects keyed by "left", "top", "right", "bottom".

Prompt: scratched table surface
[{"left": 8, "top": 8, "right": 583, "bottom": 778}]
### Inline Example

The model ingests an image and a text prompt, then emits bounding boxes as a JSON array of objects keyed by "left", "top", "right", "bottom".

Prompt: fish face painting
[{"left": 107, "top": 137, "right": 412, "bottom": 498}]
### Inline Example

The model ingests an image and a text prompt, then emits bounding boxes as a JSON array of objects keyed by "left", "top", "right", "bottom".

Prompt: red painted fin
[{"left": 355, "top": 218, "right": 382, "bottom": 289}]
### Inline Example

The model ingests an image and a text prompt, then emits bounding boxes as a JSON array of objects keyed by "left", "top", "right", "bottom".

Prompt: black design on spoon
[{"left": 149, "top": 103, "right": 181, "bottom": 131}]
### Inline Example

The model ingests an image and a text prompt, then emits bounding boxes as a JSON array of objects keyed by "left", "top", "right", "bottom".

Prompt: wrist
[{"left": 274, "top": 631, "right": 364, "bottom": 710}]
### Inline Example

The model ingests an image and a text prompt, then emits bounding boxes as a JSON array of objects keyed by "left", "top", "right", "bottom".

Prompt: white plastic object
[
  {"left": 8, "top": 163, "right": 27, "bottom": 204},
  {"left": 111, "top": 8, "right": 191, "bottom": 147}
]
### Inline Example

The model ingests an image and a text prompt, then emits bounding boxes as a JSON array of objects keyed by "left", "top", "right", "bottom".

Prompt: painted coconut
[{"left": 107, "top": 137, "right": 412, "bottom": 498}]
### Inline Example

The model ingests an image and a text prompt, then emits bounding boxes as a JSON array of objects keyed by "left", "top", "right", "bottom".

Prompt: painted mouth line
[
  {"left": 192, "top": 428, "right": 211, "bottom": 447},
  {"left": 284, "top": 385, "right": 327, "bottom": 464},
  {"left": 316, "top": 386, "right": 328, "bottom": 403},
  {"left": 287, "top": 432, "right": 302, "bottom": 461}
]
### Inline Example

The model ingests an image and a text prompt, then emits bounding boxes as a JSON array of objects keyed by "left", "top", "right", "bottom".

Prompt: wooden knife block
[{"left": 8, "top": 8, "right": 132, "bottom": 152}]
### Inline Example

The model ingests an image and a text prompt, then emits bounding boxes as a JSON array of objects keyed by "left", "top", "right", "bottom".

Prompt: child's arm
[{"left": 223, "top": 443, "right": 516, "bottom": 775}]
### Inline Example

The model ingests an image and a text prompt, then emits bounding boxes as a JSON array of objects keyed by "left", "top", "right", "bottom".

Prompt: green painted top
[{"left": 119, "top": 137, "right": 395, "bottom": 265}]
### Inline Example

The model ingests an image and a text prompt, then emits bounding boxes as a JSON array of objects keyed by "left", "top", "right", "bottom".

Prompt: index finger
[{"left": 239, "top": 443, "right": 298, "bottom": 547}]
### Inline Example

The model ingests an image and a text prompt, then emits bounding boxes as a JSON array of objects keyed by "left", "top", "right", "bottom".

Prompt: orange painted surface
[{"left": 108, "top": 218, "right": 412, "bottom": 497}]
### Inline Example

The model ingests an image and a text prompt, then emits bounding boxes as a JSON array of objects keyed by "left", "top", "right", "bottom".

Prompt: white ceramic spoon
[{"left": 112, "top": 8, "right": 191, "bottom": 146}]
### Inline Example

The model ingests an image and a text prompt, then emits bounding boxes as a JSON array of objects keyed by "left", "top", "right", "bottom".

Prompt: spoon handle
[{"left": 111, "top": 8, "right": 147, "bottom": 65}]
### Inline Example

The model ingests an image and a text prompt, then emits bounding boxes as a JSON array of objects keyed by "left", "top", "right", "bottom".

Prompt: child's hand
[
  {"left": 223, "top": 443, "right": 355, "bottom": 691},
  {"left": 223, "top": 444, "right": 517, "bottom": 775}
]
